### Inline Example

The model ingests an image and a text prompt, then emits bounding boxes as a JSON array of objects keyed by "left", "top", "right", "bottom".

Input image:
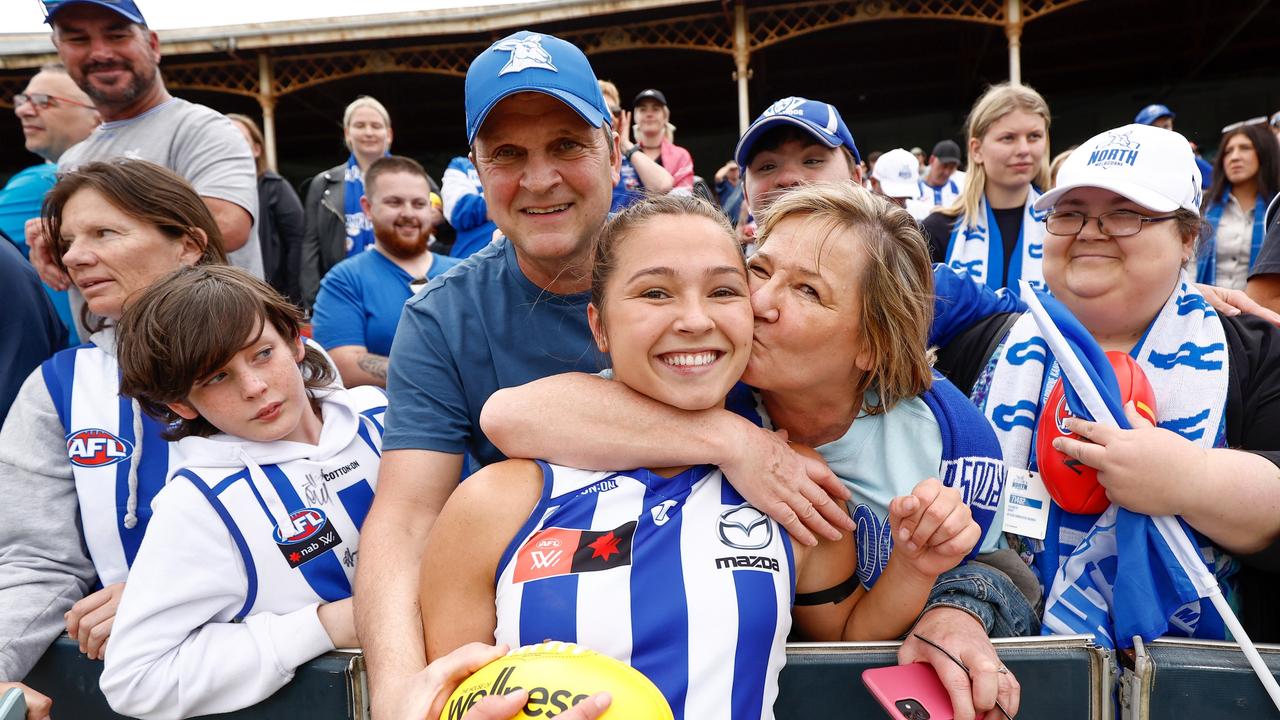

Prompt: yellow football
[{"left": 439, "top": 641, "right": 674, "bottom": 720}]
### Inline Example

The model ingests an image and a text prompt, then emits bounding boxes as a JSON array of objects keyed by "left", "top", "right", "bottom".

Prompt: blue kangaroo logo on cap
[
  {"left": 493, "top": 34, "right": 558, "bottom": 76},
  {"left": 763, "top": 97, "right": 806, "bottom": 118}
]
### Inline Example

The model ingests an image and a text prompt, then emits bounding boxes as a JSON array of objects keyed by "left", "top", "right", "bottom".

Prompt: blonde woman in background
[{"left": 922, "top": 83, "right": 1051, "bottom": 292}]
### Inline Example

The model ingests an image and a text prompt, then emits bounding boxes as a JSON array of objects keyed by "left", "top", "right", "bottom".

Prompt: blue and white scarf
[
  {"left": 945, "top": 188, "right": 1048, "bottom": 292},
  {"left": 977, "top": 273, "right": 1235, "bottom": 648},
  {"left": 343, "top": 154, "right": 374, "bottom": 257},
  {"left": 1198, "top": 192, "right": 1269, "bottom": 284}
]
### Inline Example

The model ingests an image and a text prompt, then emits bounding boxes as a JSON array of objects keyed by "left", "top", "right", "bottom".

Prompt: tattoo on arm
[{"left": 357, "top": 353, "right": 390, "bottom": 380}]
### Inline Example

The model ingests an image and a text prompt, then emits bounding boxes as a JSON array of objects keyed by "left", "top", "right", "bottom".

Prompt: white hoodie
[{"left": 100, "top": 385, "right": 386, "bottom": 720}]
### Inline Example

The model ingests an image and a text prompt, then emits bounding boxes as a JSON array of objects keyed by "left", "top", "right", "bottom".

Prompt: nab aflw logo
[
  {"left": 65, "top": 428, "right": 134, "bottom": 468},
  {"left": 529, "top": 538, "right": 564, "bottom": 569}
]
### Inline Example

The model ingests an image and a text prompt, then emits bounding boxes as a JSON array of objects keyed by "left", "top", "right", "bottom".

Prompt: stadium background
[{"left": 0, "top": 0, "right": 1276, "bottom": 194}]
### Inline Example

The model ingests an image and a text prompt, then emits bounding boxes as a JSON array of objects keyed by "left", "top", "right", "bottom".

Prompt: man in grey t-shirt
[{"left": 27, "top": 0, "right": 261, "bottom": 310}]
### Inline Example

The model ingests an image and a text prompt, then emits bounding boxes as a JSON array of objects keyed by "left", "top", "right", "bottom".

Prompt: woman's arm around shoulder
[{"left": 419, "top": 458, "right": 544, "bottom": 663}]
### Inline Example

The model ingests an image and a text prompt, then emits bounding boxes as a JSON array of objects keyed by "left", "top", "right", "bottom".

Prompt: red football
[{"left": 1035, "top": 351, "right": 1157, "bottom": 515}]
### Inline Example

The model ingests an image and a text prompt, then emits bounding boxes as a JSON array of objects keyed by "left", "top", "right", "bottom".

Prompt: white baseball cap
[
  {"left": 1034, "top": 124, "right": 1203, "bottom": 216},
  {"left": 871, "top": 148, "right": 921, "bottom": 200}
]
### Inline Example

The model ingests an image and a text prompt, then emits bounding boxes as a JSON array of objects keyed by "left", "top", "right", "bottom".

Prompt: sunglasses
[
  {"left": 1221, "top": 116, "right": 1268, "bottom": 134},
  {"left": 13, "top": 93, "right": 96, "bottom": 111}
]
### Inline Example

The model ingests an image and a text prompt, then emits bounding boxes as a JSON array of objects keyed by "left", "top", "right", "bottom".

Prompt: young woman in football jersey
[{"left": 420, "top": 193, "right": 979, "bottom": 719}]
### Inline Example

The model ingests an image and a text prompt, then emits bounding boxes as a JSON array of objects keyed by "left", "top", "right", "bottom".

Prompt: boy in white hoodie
[{"left": 101, "top": 265, "right": 386, "bottom": 719}]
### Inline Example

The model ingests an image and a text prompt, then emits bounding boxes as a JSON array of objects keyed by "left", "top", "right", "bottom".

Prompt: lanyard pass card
[{"left": 1001, "top": 468, "right": 1051, "bottom": 540}]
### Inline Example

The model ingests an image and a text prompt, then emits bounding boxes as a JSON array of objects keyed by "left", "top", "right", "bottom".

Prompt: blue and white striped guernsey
[
  {"left": 41, "top": 340, "right": 179, "bottom": 585},
  {"left": 168, "top": 387, "right": 386, "bottom": 617},
  {"left": 495, "top": 462, "right": 794, "bottom": 720}
]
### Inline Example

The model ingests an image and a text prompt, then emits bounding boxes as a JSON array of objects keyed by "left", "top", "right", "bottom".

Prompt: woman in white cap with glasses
[
  {"left": 934, "top": 123, "right": 1280, "bottom": 644},
  {"left": 922, "top": 82, "right": 1051, "bottom": 292}
]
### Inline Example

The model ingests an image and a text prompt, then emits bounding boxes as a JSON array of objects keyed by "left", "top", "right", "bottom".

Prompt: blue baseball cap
[
  {"left": 1134, "top": 104, "right": 1174, "bottom": 126},
  {"left": 464, "top": 31, "right": 610, "bottom": 145},
  {"left": 43, "top": 0, "right": 147, "bottom": 25},
  {"left": 735, "top": 97, "right": 860, "bottom": 169}
]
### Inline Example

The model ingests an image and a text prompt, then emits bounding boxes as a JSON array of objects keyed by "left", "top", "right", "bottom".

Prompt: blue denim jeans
[{"left": 924, "top": 556, "right": 1041, "bottom": 638}]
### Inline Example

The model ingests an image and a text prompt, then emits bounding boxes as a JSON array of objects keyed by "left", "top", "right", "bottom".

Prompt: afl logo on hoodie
[
  {"left": 274, "top": 508, "right": 344, "bottom": 569},
  {"left": 65, "top": 428, "right": 134, "bottom": 467}
]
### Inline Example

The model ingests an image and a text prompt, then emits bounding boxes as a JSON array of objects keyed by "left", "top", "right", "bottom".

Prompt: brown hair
[
  {"left": 364, "top": 155, "right": 429, "bottom": 199},
  {"left": 43, "top": 159, "right": 226, "bottom": 273},
  {"left": 944, "top": 82, "right": 1052, "bottom": 219},
  {"left": 590, "top": 193, "right": 740, "bottom": 313},
  {"left": 1205, "top": 123, "right": 1280, "bottom": 210},
  {"left": 226, "top": 113, "right": 266, "bottom": 176},
  {"left": 42, "top": 159, "right": 227, "bottom": 331},
  {"left": 755, "top": 183, "right": 935, "bottom": 415},
  {"left": 117, "top": 265, "right": 335, "bottom": 440}
]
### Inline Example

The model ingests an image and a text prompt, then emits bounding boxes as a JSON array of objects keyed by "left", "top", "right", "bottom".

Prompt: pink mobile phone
[{"left": 861, "top": 663, "right": 955, "bottom": 720}]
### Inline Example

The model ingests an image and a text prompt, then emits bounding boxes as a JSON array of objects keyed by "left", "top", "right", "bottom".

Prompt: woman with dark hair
[
  {"left": 228, "top": 114, "right": 306, "bottom": 306},
  {"left": 1199, "top": 123, "right": 1280, "bottom": 289},
  {"left": 0, "top": 159, "right": 226, "bottom": 712}
]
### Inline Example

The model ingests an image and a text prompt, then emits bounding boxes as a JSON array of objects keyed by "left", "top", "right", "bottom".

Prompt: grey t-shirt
[{"left": 59, "top": 97, "right": 262, "bottom": 277}]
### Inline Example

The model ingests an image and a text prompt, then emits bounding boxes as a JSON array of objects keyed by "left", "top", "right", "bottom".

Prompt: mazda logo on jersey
[
  {"left": 513, "top": 522, "right": 636, "bottom": 583},
  {"left": 717, "top": 505, "right": 772, "bottom": 550},
  {"left": 65, "top": 428, "right": 134, "bottom": 468}
]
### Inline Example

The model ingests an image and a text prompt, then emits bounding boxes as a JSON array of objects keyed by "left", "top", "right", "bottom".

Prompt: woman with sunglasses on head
[
  {"left": 1198, "top": 122, "right": 1280, "bottom": 290},
  {"left": 598, "top": 80, "right": 673, "bottom": 212},
  {"left": 934, "top": 124, "right": 1280, "bottom": 644},
  {"left": 922, "top": 83, "right": 1051, "bottom": 292}
]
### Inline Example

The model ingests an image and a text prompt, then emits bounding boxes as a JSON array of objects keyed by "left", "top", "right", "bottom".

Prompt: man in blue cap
[
  {"left": 352, "top": 31, "right": 618, "bottom": 717},
  {"left": 26, "top": 0, "right": 261, "bottom": 330},
  {"left": 1134, "top": 103, "right": 1212, "bottom": 189}
]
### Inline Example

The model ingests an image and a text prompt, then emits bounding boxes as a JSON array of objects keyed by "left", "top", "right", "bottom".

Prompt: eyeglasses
[
  {"left": 13, "top": 93, "right": 96, "bottom": 110},
  {"left": 1045, "top": 210, "right": 1177, "bottom": 237}
]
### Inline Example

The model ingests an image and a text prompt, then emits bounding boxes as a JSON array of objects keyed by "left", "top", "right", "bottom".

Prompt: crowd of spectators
[{"left": 3, "top": 3, "right": 1280, "bottom": 720}]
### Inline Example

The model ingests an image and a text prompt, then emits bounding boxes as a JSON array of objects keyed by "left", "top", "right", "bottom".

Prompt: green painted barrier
[
  {"left": 1125, "top": 637, "right": 1280, "bottom": 719},
  {"left": 778, "top": 635, "right": 1111, "bottom": 719},
  {"left": 23, "top": 636, "right": 365, "bottom": 719},
  {"left": 24, "top": 634, "right": 1111, "bottom": 718}
]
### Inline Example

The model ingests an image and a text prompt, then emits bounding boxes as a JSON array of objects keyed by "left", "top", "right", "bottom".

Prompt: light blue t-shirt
[
  {"left": 740, "top": 385, "right": 1001, "bottom": 588},
  {"left": 383, "top": 237, "right": 607, "bottom": 467},
  {"left": 312, "top": 247, "right": 460, "bottom": 357},
  {"left": 0, "top": 163, "right": 77, "bottom": 344}
]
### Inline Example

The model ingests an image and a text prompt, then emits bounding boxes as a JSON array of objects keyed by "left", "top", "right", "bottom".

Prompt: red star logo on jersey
[
  {"left": 588, "top": 531, "right": 622, "bottom": 561},
  {"left": 289, "top": 551, "right": 301, "bottom": 563}
]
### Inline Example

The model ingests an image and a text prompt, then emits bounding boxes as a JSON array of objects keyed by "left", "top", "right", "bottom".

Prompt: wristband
[
  {"left": 794, "top": 571, "right": 860, "bottom": 606},
  {"left": 623, "top": 146, "right": 639, "bottom": 162}
]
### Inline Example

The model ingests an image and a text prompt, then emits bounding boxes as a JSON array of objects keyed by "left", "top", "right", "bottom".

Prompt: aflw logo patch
[
  {"left": 513, "top": 522, "right": 636, "bottom": 583},
  {"left": 65, "top": 428, "right": 134, "bottom": 468}
]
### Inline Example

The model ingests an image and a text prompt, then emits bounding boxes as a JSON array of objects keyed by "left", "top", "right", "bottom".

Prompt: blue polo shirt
[
  {"left": 383, "top": 237, "right": 608, "bottom": 468},
  {"left": 311, "top": 247, "right": 461, "bottom": 357}
]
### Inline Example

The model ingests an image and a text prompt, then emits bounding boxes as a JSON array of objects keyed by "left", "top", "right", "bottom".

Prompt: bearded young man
[{"left": 311, "top": 156, "right": 457, "bottom": 388}]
